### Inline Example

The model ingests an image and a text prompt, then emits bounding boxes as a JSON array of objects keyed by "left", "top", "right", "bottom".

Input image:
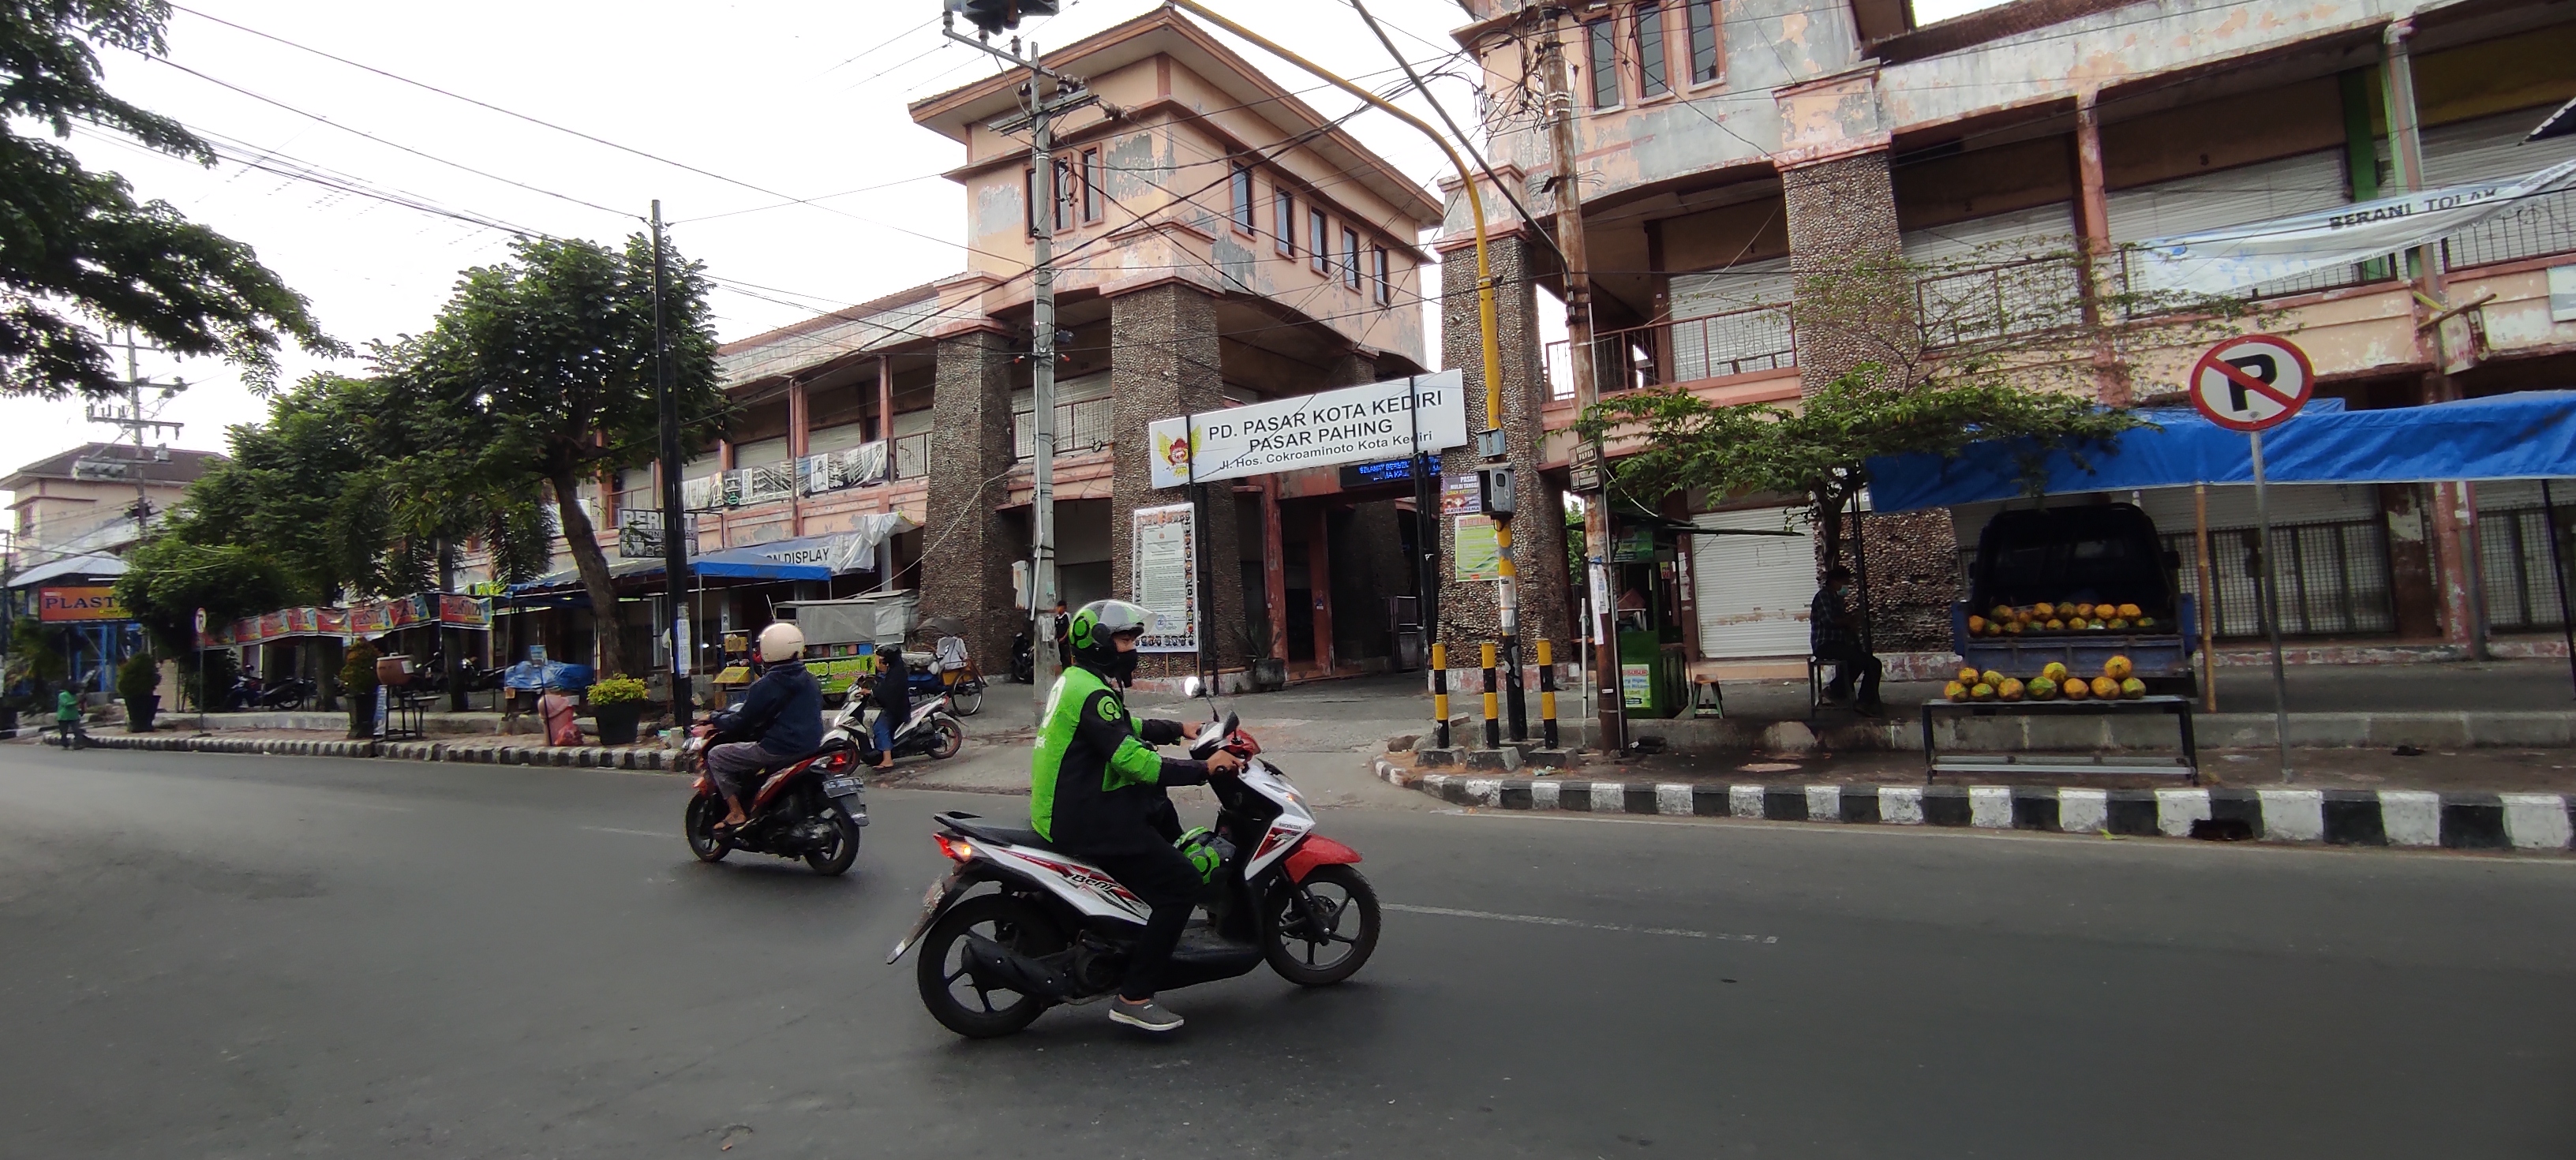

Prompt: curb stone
[
  {"left": 1373, "top": 757, "right": 2576, "bottom": 852},
  {"left": 64, "top": 732, "right": 674, "bottom": 773}
]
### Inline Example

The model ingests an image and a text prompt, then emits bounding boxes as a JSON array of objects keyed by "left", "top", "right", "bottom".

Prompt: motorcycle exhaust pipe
[{"left": 962, "top": 934, "right": 1071, "bottom": 1000}]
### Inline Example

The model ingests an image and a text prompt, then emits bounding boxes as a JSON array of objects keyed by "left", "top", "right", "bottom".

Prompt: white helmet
[{"left": 756, "top": 622, "right": 805, "bottom": 663}]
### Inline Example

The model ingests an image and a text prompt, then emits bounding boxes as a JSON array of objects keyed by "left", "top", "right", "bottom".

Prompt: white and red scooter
[{"left": 887, "top": 690, "right": 1378, "bottom": 1038}]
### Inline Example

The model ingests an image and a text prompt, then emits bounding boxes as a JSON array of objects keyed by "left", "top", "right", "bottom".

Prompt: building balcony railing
[
  {"left": 1014, "top": 396, "right": 1117, "bottom": 461},
  {"left": 1545, "top": 302, "right": 1798, "bottom": 402},
  {"left": 893, "top": 432, "right": 930, "bottom": 480}
]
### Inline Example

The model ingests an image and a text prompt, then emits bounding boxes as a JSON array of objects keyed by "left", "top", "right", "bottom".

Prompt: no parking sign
[{"left": 2190, "top": 335, "right": 2313, "bottom": 432}]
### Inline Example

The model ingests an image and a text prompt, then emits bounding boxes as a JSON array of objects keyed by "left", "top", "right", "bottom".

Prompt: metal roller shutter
[
  {"left": 1690, "top": 506, "right": 1817, "bottom": 659},
  {"left": 1900, "top": 202, "right": 2077, "bottom": 264},
  {"left": 807, "top": 421, "right": 876, "bottom": 457},
  {"left": 732, "top": 436, "right": 789, "bottom": 469},
  {"left": 2421, "top": 107, "right": 2576, "bottom": 186},
  {"left": 1904, "top": 203, "right": 2083, "bottom": 343},
  {"left": 2106, "top": 149, "right": 2352, "bottom": 244},
  {"left": 2131, "top": 483, "right": 2379, "bottom": 531}
]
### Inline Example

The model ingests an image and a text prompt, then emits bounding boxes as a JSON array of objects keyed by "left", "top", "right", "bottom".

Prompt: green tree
[
  {"left": 114, "top": 537, "right": 294, "bottom": 657},
  {"left": 376, "top": 233, "right": 723, "bottom": 675},
  {"left": 1, "top": 0, "right": 339, "bottom": 397}
]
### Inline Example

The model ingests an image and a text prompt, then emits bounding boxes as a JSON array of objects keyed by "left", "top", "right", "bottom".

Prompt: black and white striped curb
[
  {"left": 1375, "top": 758, "right": 2576, "bottom": 852},
  {"left": 61, "top": 733, "right": 672, "bottom": 771}
]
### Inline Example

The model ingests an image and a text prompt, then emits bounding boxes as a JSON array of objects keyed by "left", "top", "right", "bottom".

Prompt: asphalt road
[{"left": 2, "top": 743, "right": 2570, "bottom": 1158}]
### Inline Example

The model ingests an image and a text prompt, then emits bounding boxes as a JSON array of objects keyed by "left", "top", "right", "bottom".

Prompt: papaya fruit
[
  {"left": 2026, "top": 676, "right": 2057, "bottom": 701},
  {"left": 2033, "top": 602, "right": 2055, "bottom": 619},
  {"left": 2045, "top": 619, "right": 2065, "bottom": 632},
  {"left": 2040, "top": 661, "right": 2069, "bottom": 683},
  {"left": 1990, "top": 605, "right": 2013, "bottom": 622},
  {"left": 2136, "top": 615, "right": 2158, "bottom": 629},
  {"left": 1943, "top": 680, "right": 1967, "bottom": 701},
  {"left": 2066, "top": 616, "right": 2089, "bottom": 631},
  {"left": 2090, "top": 675, "right": 2119, "bottom": 699},
  {"left": 2120, "top": 676, "right": 2147, "bottom": 699},
  {"left": 2003, "top": 620, "right": 2024, "bottom": 635},
  {"left": 1979, "top": 669, "right": 2005, "bottom": 689},
  {"left": 1998, "top": 677, "right": 2025, "bottom": 702},
  {"left": 1957, "top": 666, "right": 1980, "bottom": 685},
  {"left": 2106, "top": 618, "right": 2129, "bottom": 631},
  {"left": 2117, "top": 602, "right": 2142, "bottom": 620},
  {"left": 1968, "top": 615, "right": 1987, "bottom": 635},
  {"left": 2073, "top": 602, "right": 2095, "bottom": 619},
  {"left": 2102, "top": 655, "right": 2133, "bottom": 680},
  {"left": 2061, "top": 675, "right": 2089, "bottom": 700},
  {"left": 1970, "top": 682, "right": 1995, "bottom": 702}
]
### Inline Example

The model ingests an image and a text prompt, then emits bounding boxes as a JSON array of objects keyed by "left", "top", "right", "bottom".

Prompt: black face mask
[{"left": 1106, "top": 646, "right": 1140, "bottom": 683}]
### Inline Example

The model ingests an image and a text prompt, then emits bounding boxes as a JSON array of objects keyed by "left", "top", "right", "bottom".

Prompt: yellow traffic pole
[
  {"left": 1537, "top": 638, "right": 1558, "bottom": 750},
  {"left": 1429, "top": 641, "right": 1450, "bottom": 750},
  {"left": 1480, "top": 642, "right": 1500, "bottom": 750}
]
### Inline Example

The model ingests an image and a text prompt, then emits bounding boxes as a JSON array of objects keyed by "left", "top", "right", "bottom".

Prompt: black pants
[
  {"left": 1078, "top": 839, "right": 1200, "bottom": 1001},
  {"left": 1822, "top": 649, "right": 1883, "bottom": 705}
]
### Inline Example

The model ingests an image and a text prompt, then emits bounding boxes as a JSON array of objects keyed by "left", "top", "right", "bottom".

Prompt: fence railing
[
  {"left": 2477, "top": 503, "right": 2576, "bottom": 633},
  {"left": 725, "top": 462, "right": 796, "bottom": 507},
  {"left": 893, "top": 432, "right": 930, "bottom": 481},
  {"left": 1915, "top": 254, "right": 2087, "bottom": 349},
  {"left": 1544, "top": 302, "right": 1795, "bottom": 402},
  {"left": 2441, "top": 182, "right": 2576, "bottom": 272},
  {"left": 1015, "top": 396, "right": 1117, "bottom": 460},
  {"left": 2159, "top": 519, "right": 2398, "bottom": 640},
  {"left": 799, "top": 441, "right": 890, "bottom": 495}
]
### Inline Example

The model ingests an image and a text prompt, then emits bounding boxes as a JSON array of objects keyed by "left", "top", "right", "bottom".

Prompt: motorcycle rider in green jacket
[{"left": 1030, "top": 599, "right": 1241, "bottom": 1032}]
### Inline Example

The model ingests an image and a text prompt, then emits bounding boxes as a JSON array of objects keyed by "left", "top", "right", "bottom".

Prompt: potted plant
[
  {"left": 117, "top": 652, "right": 161, "bottom": 732},
  {"left": 340, "top": 639, "right": 380, "bottom": 739},
  {"left": 1230, "top": 619, "right": 1287, "bottom": 692},
  {"left": 587, "top": 674, "right": 649, "bottom": 746}
]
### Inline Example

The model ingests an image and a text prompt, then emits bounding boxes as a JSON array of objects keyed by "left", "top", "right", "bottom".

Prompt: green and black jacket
[{"left": 1030, "top": 664, "right": 1206, "bottom": 854}]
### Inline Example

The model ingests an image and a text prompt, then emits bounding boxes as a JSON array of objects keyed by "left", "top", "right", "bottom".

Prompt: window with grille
[
  {"left": 1080, "top": 149, "right": 1102, "bottom": 223},
  {"left": 1635, "top": 3, "right": 1669, "bottom": 97},
  {"left": 1372, "top": 246, "right": 1391, "bottom": 305},
  {"left": 1687, "top": 2, "right": 1720, "bottom": 84},
  {"left": 1275, "top": 188, "right": 1295, "bottom": 256},
  {"left": 1586, "top": 20, "right": 1618, "bottom": 107},
  {"left": 1342, "top": 228, "right": 1361, "bottom": 290},
  {"left": 1230, "top": 163, "right": 1255, "bottom": 235},
  {"left": 1309, "top": 209, "right": 1329, "bottom": 273}
]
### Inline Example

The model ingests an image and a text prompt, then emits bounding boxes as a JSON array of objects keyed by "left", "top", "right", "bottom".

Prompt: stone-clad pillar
[
  {"left": 1106, "top": 283, "right": 1245, "bottom": 683},
  {"left": 1782, "top": 149, "right": 1951, "bottom": 655},
  {"left": 1435, "top": 233, "right": 1571, "bottom": 685},
  {"left": 921, "top": 330, "right": 1017, "bottom": 669}
]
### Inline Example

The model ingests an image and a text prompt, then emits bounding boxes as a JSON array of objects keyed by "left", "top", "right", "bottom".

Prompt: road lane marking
[
  {"left": 582, "top": 826, "right": 668, "bottom": 838},
  {"left": 1383, "top": 903, "right": 1776, "bottom": 944}
]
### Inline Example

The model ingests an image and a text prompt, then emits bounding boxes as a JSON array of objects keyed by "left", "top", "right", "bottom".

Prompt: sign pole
[
  {"left": 2250, "top": 430, "right": 2291, "bottom": 781},
  {"left": 2542, "top": 479, "right": 2576, "bottom": 699}
]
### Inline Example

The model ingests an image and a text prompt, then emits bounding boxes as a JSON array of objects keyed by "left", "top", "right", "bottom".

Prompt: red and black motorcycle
[{"left": 679, "top": 697, "right": 870, "bottom": 875}]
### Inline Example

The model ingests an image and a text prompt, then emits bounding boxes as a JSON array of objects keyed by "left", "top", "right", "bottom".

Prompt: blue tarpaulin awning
[{"left": 1866, "top": 392, "right": 2576, "bottom": 514}]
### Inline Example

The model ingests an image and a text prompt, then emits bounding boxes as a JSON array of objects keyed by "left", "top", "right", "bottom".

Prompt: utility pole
[
  {"left": 84, "top": 330, "right": 185, "bottom": 541},
  {"left": 945, "top": 5, "right": 1091, "bottom": 724},
  {"left": 653, "top": 200, "right": 694, "bottom": 730},
  {"left": 1539, "top": 9, "right": 1622, "bottom": 754}
]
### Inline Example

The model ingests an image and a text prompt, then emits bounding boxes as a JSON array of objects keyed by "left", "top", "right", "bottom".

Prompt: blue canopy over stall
[
  {"left": 1867, "top": 392, "right": 2576, "bottom": 512},
  {"left": 502, "top": 548, "right": 830, "bottom": 597}
]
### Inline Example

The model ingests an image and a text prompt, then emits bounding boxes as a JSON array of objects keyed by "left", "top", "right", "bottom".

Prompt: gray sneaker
[{"left": 1108, "top": 997, "right": 1184, "bottom": 1032}]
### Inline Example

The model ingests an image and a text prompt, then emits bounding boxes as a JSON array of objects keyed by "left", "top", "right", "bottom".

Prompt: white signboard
[
  {"left": 2129, "top": 159, "right": 2576, "bottom": 297},
  {"left": 2189, "top": 335, "right": 2314, "bottom": 433},
  {"left": 1131, "top": 503, "right": 1198, "bottom": 653},
  {"left": 1148, "top": 370, "right": 1467, "bottom": 489}
]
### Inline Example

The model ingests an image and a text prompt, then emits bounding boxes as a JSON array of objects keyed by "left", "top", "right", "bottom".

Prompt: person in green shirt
[
  {"left": 1030, "top": 599, "right": 1240, "bottom": 1033},
  {"left": 54, "top": 686, "right": 81, "bottom": 749}
]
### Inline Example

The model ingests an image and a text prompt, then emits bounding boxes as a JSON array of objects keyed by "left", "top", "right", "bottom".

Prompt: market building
[
  {"left": 679, "top": 7, "right": 1450, "bottom": 687},
  {"left": 3, "top": 443, "right": 223, "bottom": 696},
  {"left": 1444, "top": 0, "right": 2576, "bottom": 690}
]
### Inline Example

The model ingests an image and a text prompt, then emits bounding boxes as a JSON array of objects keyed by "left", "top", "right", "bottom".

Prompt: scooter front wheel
[
  {"left": 683, "top": 794, "right": 730, "bottom": 863},
  {"left": 1260, "top": 864, "right": 1380, "bottom": 986}
]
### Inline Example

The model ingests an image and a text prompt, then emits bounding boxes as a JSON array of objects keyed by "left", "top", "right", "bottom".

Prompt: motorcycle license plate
[
  {"left": 821, "top": 775, "right": 862, "bottom": 797},
  {"left": 887, "top": 873, "right": 961, "bottom": 965}
]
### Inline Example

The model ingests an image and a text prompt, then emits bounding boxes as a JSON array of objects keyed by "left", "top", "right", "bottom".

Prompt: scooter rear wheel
[
  {"left": 1260, "top": 864, "right": 1380, "bottom": 986},
  {"left": 916, "top": 893, "right": 1064, "bottom": 1038},
  {"left": 924, "top": 717, "right": 964, "bottom": 760}
]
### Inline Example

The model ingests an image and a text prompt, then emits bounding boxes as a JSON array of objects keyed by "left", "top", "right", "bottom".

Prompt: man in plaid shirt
[{"left": 1812, "top": 565, "right": 1884, "bottom": 714}]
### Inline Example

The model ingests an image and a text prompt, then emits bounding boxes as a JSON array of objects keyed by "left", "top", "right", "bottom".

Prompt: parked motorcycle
[
  {"left": 256, "top": 675, "right": 314, "bottom": 711},
  {"left": 1009, "top": 630, "right": 1034, "bottom": 684},
  {"left": 868, "top": 689, "right": 967, "bottom": 762},
  {"left": 678, "top": 696, "right": 871, "bottom": 875},
  {"left": 888, "top": 694, "right": 1378, "bottom": 1038}
]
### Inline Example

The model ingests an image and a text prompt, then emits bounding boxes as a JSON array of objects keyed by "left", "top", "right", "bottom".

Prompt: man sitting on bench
[{"left": 1812, "top": 565, "right": 1884, "bottom": 716}]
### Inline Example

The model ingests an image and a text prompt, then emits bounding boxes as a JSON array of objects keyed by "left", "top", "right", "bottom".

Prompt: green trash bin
[{"left": 1618, "top": 631, "right": 1685, "bottom": 718}]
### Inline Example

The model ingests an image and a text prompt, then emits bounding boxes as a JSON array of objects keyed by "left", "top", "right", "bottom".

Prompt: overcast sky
[{"left": 5, "top": 0, "right": 2003, "bottom": 544}]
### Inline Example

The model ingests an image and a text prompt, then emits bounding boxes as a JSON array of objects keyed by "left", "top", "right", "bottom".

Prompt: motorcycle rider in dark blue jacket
[{"left": 698, "top": 622, "right": 822, "bottom": 829}]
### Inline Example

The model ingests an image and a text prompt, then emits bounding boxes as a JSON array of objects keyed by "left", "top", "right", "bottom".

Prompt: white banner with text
[{"left": 1148, "top": 370, "right": 1467, "bottom": 489}]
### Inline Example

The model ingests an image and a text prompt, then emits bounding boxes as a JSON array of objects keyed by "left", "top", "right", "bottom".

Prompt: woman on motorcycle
[{"left": 1029, "top": 599, "right": 1241, "bottom": 1033}]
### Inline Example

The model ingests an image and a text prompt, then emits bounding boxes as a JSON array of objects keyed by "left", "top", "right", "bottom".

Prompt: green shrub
[
  {"left": 117, "top": 653, "right": 159, "bottom": 703},
  {"left": 588, "top": 674, "right": 648, "bottom": 705}
]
